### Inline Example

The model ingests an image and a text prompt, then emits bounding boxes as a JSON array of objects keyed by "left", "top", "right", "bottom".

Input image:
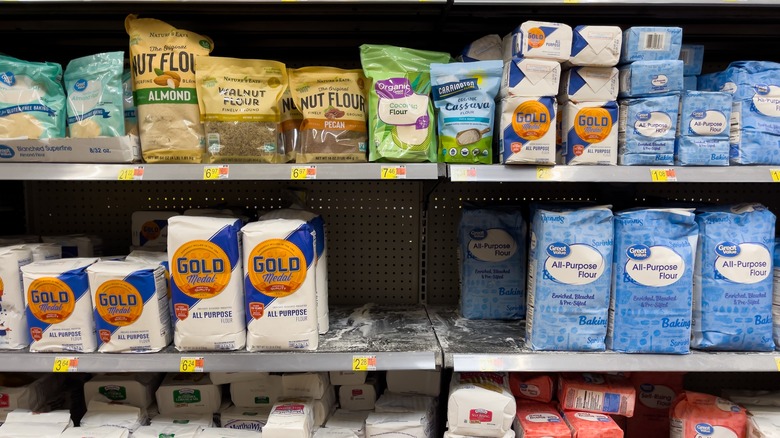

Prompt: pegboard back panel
[
  {"left": 24, "top": 180, "right": 422, "bottom": 305},
  {"left": 426, "top": 181, "right": 780, "bottom": 305}
]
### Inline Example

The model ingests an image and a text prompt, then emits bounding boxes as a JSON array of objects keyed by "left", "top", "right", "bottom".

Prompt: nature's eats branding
[
  {"left": 95, "top": 280, "right": 143, "bottom": 326},
  {"left": 27, "top": 277, "right": 75, "bottom": 324},
  {"left": 172, "top": 240, "right": 231, "bottom": 299}
]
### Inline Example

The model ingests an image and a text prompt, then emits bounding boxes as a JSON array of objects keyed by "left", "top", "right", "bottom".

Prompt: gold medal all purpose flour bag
[{"left": 125, "top": 15, "right": 214, "bottom": 163}]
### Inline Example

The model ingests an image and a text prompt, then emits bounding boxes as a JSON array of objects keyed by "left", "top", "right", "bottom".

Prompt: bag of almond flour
[{"left": 125, "top": 14, "right": 214, "bottom": 163}]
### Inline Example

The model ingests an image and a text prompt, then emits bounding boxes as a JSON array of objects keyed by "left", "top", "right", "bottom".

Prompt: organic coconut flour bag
[
  {"left": 125, "top": 15, "right": 214, "bottom": 163},
  {"left": 360, "top": 44, "right": 451, "bottom": 162}
]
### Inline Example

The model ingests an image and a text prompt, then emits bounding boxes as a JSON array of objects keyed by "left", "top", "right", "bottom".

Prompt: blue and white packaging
[
  {"left": 620, "top": 27, "right": 683, "bottom": 64},
  {"left": 500, "top": 57, "right": 560, "bottom": 98},
  {"left": 773, "top": 240, "right": 780, "bottom": 350},
  {"left": 569, "top": 25, "right": 622, "bottom": 67},
  {"left": 513, "top": 21, "right": 573, "bottom": 62},
  {"left": 619, "top": 60, "right": 684, "bottom": 98},
  {"left": 460, "top": 34, "right": 503, "bottom": 62},
  {"left": 675, "top": 90, "right": 732, "bottom": 166},
  {"left": 559, "top": 67, "right": 619, "bottom": 103},
  {"left": 458, "top": 207, "right": 526, "bottom": 320},
  {"left": 692, "top": 204, "right": 776, "bottom": 351},
  {"left": 0, "top": 246, "right": 32, "bottom": 350},
  {"left": 562, "top": 100, "right": 619, "bottom": 165},
  {"left": 618, "top": 153, "right": 674, "bottom": 166},
  {"left": 526, "top": 205, "right": 613, "bottom": 351},
  {"left": 618, "top": 93, "right": 680, "bottom": 155},
  {"left": 680, "top": 44, "right": 704, "bottom": 76},
  {"left": 683, "top": 76, "right": 697, "bottom": 91},
  {"left": 500, "top": 95, "right": 557, "bottom": 165},
  {"left": 608, "top": 208, "right": 698, "bottom": 354},
  {"left": 674, "top": 137, "right": 730, "bottom": 166}
]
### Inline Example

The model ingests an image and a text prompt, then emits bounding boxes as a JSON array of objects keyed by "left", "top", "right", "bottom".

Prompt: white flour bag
[
  {"left": 242, "top": 219, "right": 318, "bottom": 351},
  {"left": 21, "top": 258, "right": 98, "bottom": 352},
  {"left": 168, "top": 216, "right": 246, "bottom": 351},
  {"left": 0, "top": 245, "right": 33, "bottom": 349}
]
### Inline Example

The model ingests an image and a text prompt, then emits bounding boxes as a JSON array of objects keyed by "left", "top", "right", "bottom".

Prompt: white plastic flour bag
[
  {"left": 447, "top": 372, "right": 516, "bottom": 437},
  {"left": 262, "top": 399, "right": 315, "bottom": 438},
  {"left": 241, "top": 219, "right": 318, "bottom": 351},
  {"left": 168, "top": 216, "right": 246, "bottom": 351},
  {"left": 0, "top": 245, "right": 33, "bottom": 349},
  {"left": 21, "top": 257, "right": 99, "bottom": 352}
]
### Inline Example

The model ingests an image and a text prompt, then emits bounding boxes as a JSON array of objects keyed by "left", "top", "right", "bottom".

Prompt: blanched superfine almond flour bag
[{"left": 125, "top": 15, "right": 214, "bottom": 163}]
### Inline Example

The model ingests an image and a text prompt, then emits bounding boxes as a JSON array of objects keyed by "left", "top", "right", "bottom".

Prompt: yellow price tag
[
  {"left": 564, "top": 0, "right": 580, "bottom": 3},
  {"left": 775, "top": 358, "right": 780, "bottom": 371},
  {"left": 52, "top": 357, "right": 78, "bottom": 372},
  {"left": 118, "top": 166, "right": 144, "bottom": 181},
  {"left": 478, "top": 357, "right": 505, "bottom": 372},
  {"left": 770, "top": 169, "right": 780, "bottom": 182},
  {"left": 180, "top": 357, "right": 205, "bottom": 373},
  {"left": 203, "top": 165, "right": 229, "bottom": 180},
  {"left": 381, "top": 165, "right": 406, "bottom": 180},
  {"left": 536, "top": 167, "right": 554, "bottom": 180},
  {"left": 291, "top": 166, "right": 316, "bottom": 180},
  {"left": 352, "top": 355, "right": 377, "bottom": 371},
  {"left": 650, "top": 168, "right": 677, "bottom": 182}
]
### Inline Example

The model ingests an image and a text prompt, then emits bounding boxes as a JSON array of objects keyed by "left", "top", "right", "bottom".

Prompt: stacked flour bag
[
  {"left": 131, "top": 211, "right": 178, "bottom": 252},
  {"left": 617, "top": 26, "right": 684, "bottom": 165},
  {"left": 698, "top": 61, "right": 780, "bottom": 165},
  {"left": 0, "top": 374, "right": 66, "bottom": 422},
  {"left": 155, "top": 373, "right": 223, "bottom": 420},
  {"left": 559, "top": 25, "right": 622, "bottom": 165},
  {"left": 368, "top": 390, "right": 438, "bottom": 438},
  {"left": 280, "top": 373, "right": 335, "bottom": 428},
  {"left": 671, "top": 391, "right": 747, "bottom": 437},
  {"left": 558, "top": 373, "right": 635, "bottom": 437},
  {"left": 41, "top": 234, "right": 103, "bottom": 258},
  {"left": 0, "top": 245, "right": 33, "bottom": 349},
  {"left": 509, "top": 373, "right": 565, "bottom": 437},
  {"left": 444, "top": 372, "right": 515, "bottom": 437},
  {"left": 691, "top": 204, "right": 776, "bottom": 351},
  {"left": 498, "top": 21, "right": 568, "bottom": 165},
  {"left": 626, "top": 372, "right": 685, "bottom": 436},
  {"left": 674, "top": 89, "right": 733, "bottom": 166},
  {"left": 722, "top": 390, "right": 780, "bottom": 437},
  {"left": 774, "top": 239, "right": 780, "bottom": 349},
  {"left": 679, "top": 44, "right": 703, "bottom": 92},
  {"left": 333, "top": 371, "right": 378, "bottom": 413},
  {"left": 241, "top": 218, "right": 318, "bottom": 351},
  {"left": 459, "top": 34, "right": 503, "bottom": 63},
  {"left": 220, "top": 372, "right": 282, "bottom": 431},
  {"left": 21, "top": 258, "right": 99, "bottom": 352},
  {"left": 0, "top": 410, "right": 73, "bottom": 437},
  {"left": 167, "top": 215, "right": 246, "bottom": 351},
  {"left": 525, "top": 204, "right": 613, "bottom": 350},
  {"left": 196, "top": 428, "right": 261, "bottom": 437},
  {"left": 458, "top": 206, "right": 526, "bottom": 320},
  {"left": 607, "top": 208, "right": 698, "bottom": 354},
  {"left": 83, "top": 373, "right": 162, "bottom": 411},
  {"left": 78, "top": 399, "right": 146, "bottom": 434},
  {"left": 261, "top": 398, "right": 315, "bottom": 438}
]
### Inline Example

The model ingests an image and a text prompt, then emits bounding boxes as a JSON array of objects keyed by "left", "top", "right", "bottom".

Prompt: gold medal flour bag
[{"left": 125, "top": 15, "right": 214, "bottom": 163}]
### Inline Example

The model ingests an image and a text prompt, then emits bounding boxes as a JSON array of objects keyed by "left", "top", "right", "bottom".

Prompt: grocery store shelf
[
  {"left": 449, "top": 164, "right": 780, "bottom": 183},
  {"left": 428, "top": 306, "right": 780, "bottom": 372},
  {"left": 0, "top": 305, "right": 440, "bottom": 372},
  {"left": 0, "top": 163, "right": 445, "bottom": 181}
]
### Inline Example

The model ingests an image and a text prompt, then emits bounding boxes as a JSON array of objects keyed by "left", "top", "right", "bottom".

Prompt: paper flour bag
[
  {"left": 133, "top": 425, "right": 203, "bottom": 438},
  {"left": 59, "top": 426, "right": 130, "bottom": 438},
  {"left": 448, "top": 372, "right": 515, "bottom": 437},
  {"left": 168, "top": 216, "right": 245, "bottom": 351},
  {"left": 386, "top": 370, "right": 440, "bottom": 397},
  {"left": 155, "top": 373, "right": 222, "bottom": 416},
  {"left": 508, "top": 373, "right": 554, "bottom": 403},
  {"left": 671, "top": 391, "right": 747, "bottom": 438},
  {"left": 627, "top": 372, "right": 685, "bottom": 437},
  {"left": 569, "top": 25, "right": 622, "bottom": 67},
  {"left": 262, "top": 399, "right": 315, "bottom": 438},
  {"left": 314, "top": 428, "right": 361, "bottom": 438},
  {"left": 219, "top": 406, "right": 270, "bottom": 432},
  {"left": 83, "top": 373, "right": 161, "bottom": 408},
  {"left": 558, "top": 373, "right": 636, "bottom": 417},
  {"left": 562, "top": 411, "right": 624, "bottom": 437},
  {"left": 242, "top": 219, "right": 318, "bottom": 351},
  {"left": 325, "top": 409, "right": 369, "bottom": 435},
  {"left": 230, "top": 374, "right": 283, "bottom": 408},
  {"left": 514, "top": 400, "right": 569, "bottom": 437},
  {"left": 22, "top": 258, "right": 98, "bottom": 352},
  {"left": 0, "top": 245, "right": 33, "bottom": 349},
  {"left": 198, "top": 428, "right": 262, "bottom": 437},
  {"left": 79, "top": 399, "right": 146, "bottom": 432},
  {"left": 366, "top": 412, "right": 431, "bottom": 438},
  {"left": 23, "top": 243, "right": 61, "bottom": 262}
]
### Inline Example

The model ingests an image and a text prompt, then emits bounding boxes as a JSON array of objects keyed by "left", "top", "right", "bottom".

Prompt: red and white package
[
  {"left": 627, "top": 372, "right": 685, "bottom": 437},
  {"left": 562, "top": 410, "right": 624, "bottom": 438},
  {"left": 558, "top": 373, "right": 636, "bottom": 417},
  {"left": 514, "top": 400, "right": 569, "bottom": 437},
  {"left": 671, "top": 391, "right": 747, "bottom": 438},
  {"left": 509, "top": 373, "right": 554, "bottom": 403}
]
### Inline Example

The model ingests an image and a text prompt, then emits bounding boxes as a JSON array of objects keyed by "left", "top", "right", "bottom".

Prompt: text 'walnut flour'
[{"left": 125, "top": 14, "right": 214, "bottom": 163}]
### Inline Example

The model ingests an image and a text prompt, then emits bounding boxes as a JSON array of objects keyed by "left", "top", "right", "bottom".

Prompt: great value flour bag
[
  {"left": 0, "top": 55, "right": 66, "bottom": 139},
  {"left": 608, "top": 208, "right": 698, "bottom": 354},
  {"left": 513, "top": 400, "right": 569, "bottom": 437},
  {"left": 508, "top": 373, "right": 554, "bottom": 403},
  {"left": 0, "top": 245, "right": 32, "bottom": 349},
  {"left": 671, "top": 391, "right": 747, "bottom": 438},
  {"left": 168, "top": 216, "right": 245, "bottom": 351},
  {"left": 64, "top": 51, "right": 125, "bottom": 138},
  {"left": 558, "top": 373, "right": 636, "bottom": 417},
  {"left": 87, "top": 261, "right": 172, "bottom": 353},
  {"left": 458, "top": 206, "right": 526, "bottom": 319},
  {"left": 526, "top": 205, "right": 613, "bottom": 351},
  {"left": 447, "top": 372, "right": 515, "bottom": 437},
  {"left": 692, "top": 204, "right": 776, "bottom": 351},
  {"left": 562, "top": 411, "right": 624, "bottom": 438},
  {"left": 627, "top": 372, "right": 685, "bottom": 437},
  {"left": 21, "top": 258, "right": 98, "bottom": 352},
  {"left": 242, "top": 219, "right": 318, "bottom": 351}
]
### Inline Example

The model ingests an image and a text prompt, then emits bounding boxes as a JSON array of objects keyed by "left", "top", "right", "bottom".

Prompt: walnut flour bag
[
  {"left": 279, "top": 84, "right": 303, "bottom": 163},
  {"left": 125, "top": 15, "right": 214, "bottom": 163},
  {"left": 195, "top": 56, "right": 287, "bottom": 163},
  {"left": 289, "top": 67, "right": 368, "bottom": 163}
]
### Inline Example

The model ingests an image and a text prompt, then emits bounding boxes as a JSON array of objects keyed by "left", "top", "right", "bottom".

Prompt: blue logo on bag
[
  {"left": 546, "top": 242, "right": 571, "bottom": 258},
  {"left": 755, "top": 84, "right": 770, "bottom": 95},
  {"left": 626, "top": 244, "right": 651, "bottom": 260},
  {"left": 74, "top": 79, "right": 88, "bottom": 92},
  {"left": 695, "top": 423, "right": 713, "bottom": 435},
  {"left": 636, "top": 111, "right": 651, "bottom": 121},
  {"left": 639, "top": 384, "right": 654, "bottom": 392},
  {"left": 715, "top": 242, "right": 740, "bottom": 257},
  {"left": 0, "top": 145, "right": 14, "bottom": 159},
  {"left": 691, "top": 110, "right": 706, "bottom": 119},
  {"left": 0, "top": 72, "right": 14, "bottom": 87},
  {"left": 469, "top": 228, "right": 487, "bottom": 240}
]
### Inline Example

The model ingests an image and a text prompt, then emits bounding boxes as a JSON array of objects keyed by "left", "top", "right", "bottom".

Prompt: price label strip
[
  {"left": 52, "top": 357, "right": 79, "bottom": 372},
  {"left": 291, "top": 166, "right": 317, "bottom": 180},
  {"left": 650, "top": 168, "right": 678, "bottom": 182},
  {"left": 536, "top": 167, "right": 555, "bottom": 181},
  {"left": 352, "top": 355, "right": 377, "bottom": 371},
  {"left": 381, "top": 165, "right": 407, "bottom": 180},
  {"left": 451, "top": 167, "right": 477, "bottom": 182},
  {"left": 180, "top": 357, "right": 205, "bottom": 373},
  {"left": 203, "top": 165, "right": 229, "bottom": 180},
  {"left": 118, "top": 166, "right": 144, "bottom": 181},
  {"left": 770, "top": 169, "right": 780, "bottom": 182},
  {"left": 478, "top": 356, "right": 505, "bottom": 372}
]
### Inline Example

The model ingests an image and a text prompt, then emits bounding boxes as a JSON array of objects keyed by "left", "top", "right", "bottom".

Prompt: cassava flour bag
[
  {"left": 0, "top": 55, "right": 66, "bottom": 139},
  {"left": 21, "top": 258, "right": 99, "bottom": 352},
  {"left": 64, "top": 51, "right": 125, "bottom": 138},
  {"left": 168, "top": 216, "right": 246, "bottom": 351},
  {"left": 241, "top": 219, "right": 318, "bottom": 350},
  {"left": 0, "top": 245, "right": 33, "bottom": 349},
  {"left": 125, "top": 15, "right": 214, "bottom": 163}
]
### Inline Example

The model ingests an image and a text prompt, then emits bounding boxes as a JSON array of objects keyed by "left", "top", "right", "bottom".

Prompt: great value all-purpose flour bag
[
  {"left": 508, "top": 373, "right": 554, "bottom": 403},
  {"left": 168, "top": 216, "right": 245, "bottom": 351},
  {"left": 458, "top": 206, "right": 526, "bottom": 319},
  {"left": 0, "top": 55, "right": 66, "bottom": 139},
  {"left": 21, "top": 258, "right": 98, "bottom": 352},
  {"left": 513, "top": 400, "right": 569, "bottom": 437},
  {"left": 627, "top": 372, "right": 685, "bottom": 437},
  {"left": 447, "top": 372, "right": 515, "bottom": 437},
  {"left": 671, "top": 391, "right": 747, "bottom": 438},
  {"left": 692, "top": 204, "right": 776, "bottom": 351},
  {"left": 87, "top": 261, "right": 172, "bottom": 353},
  {"left": 562, "top": 411, "right": 624, "bottom": 438},
  {"left": 526, "top": 205, "right": 613, "bottom": 351},
  {"left": 558, "top": 373, "right": 636, "bottom": 417},
  {"left": 0, "top": 245, "right": 32, "bottom": 349},
  {"left": 242, "top": 219, "right": 318, "bottom": 351},
  {"left": 620, "top": 27, "right": 683, "bottom": 64},
  {"left": 608, "top": 209, "right": 698, "bottom": 354}
]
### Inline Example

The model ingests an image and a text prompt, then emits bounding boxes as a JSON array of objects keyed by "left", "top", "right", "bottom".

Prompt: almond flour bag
[
  {"left": 0, "top": 55, "right": 66, "bottom": 139},
  {"left": 195, "top": 56, "right": 287, "bottom": 163},
  {"left": 64, "top": 51, "right": 125, "bottom": 138},
  {"left": 279, "top": 85, "right": 303, "bottom": 163},
  {"left": 125, "top": 15, "right": 214, "bottom": 163},
  {"left": 288, "top": 67, "right": 368, "bottom": 163}
]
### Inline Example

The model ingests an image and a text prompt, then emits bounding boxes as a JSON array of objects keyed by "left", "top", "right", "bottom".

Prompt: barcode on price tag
[
  {"left": 180, "top": 357, "right": 205, "bottom": 372},
  {"left": 352, "top": 355, "right": 377, "bottom": 371},
  {"left": 203, "top": 165, "right": 229, "bottom": 180},
  {"left": 650, "top": 168, "right": 677, "bottom": 182},
  {"left": 118, "top": 166, "right": 144, "bottom": 181},
  {"left": 291, "top": 166, "right": 317, "bottom": 180},
  {"left": 381, "top": 165, "right": 407, "bottom": 179},
  {"left": 770, "top": 169, "right": 780, "bottom": 182},
  {"left": 52, "top": 357, "right": 78, "bottom": 372}
]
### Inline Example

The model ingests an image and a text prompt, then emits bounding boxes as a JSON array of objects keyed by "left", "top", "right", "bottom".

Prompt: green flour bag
[{"left": 360, "top": 44, "right": 451, "bottom": 162}]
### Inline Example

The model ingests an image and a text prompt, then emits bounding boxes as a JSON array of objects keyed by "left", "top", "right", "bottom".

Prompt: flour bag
[
  {"left": 64, "top": 51, "right": 125, "bottom": 138},
  {"left": 0, "top": 55, "right": 66, "bottom": 139},
  {"left": 0, "top": 246, "right": 32, "bottom": 349}
]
